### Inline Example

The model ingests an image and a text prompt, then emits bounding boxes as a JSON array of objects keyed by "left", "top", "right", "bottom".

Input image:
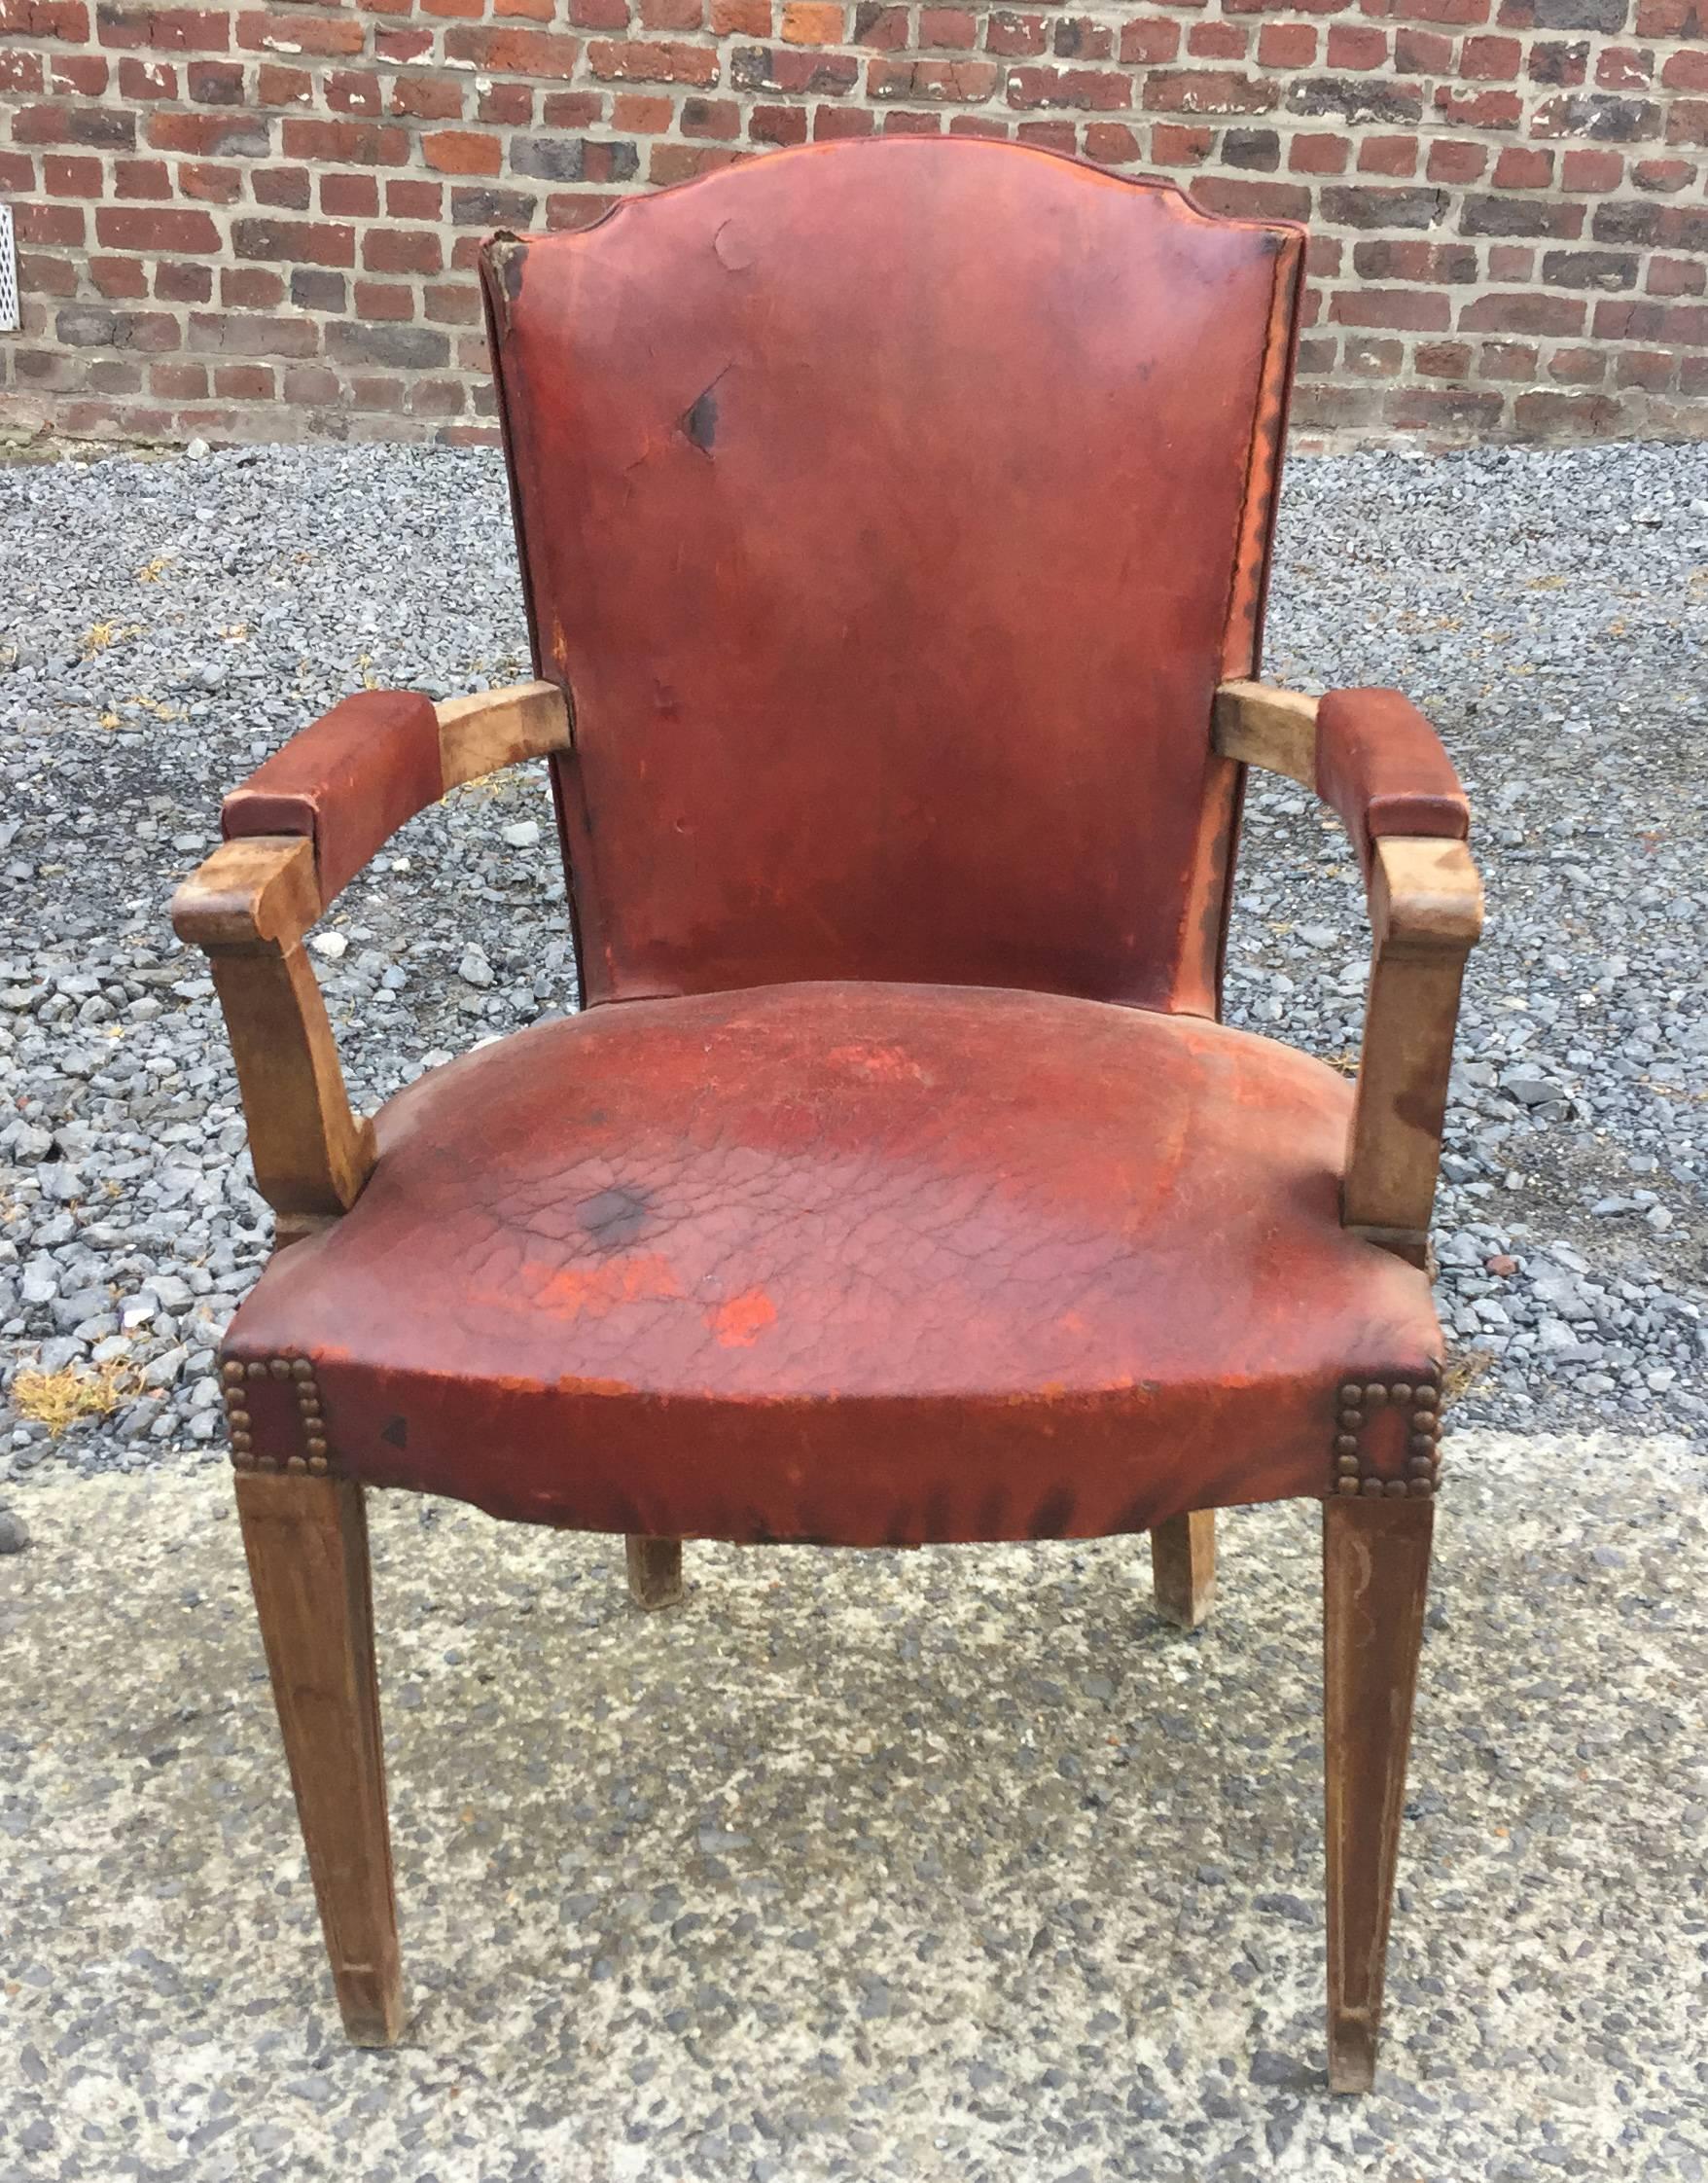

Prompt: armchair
[{"left": 173, "top": 137, "right": 1481, "bottom": 2094}]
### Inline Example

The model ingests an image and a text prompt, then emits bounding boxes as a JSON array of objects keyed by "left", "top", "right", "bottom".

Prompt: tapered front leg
[
  {"left": 235, "top": 1471, "right": 404, "bottom": 2047},
  {"left": 1323, "top": 1493, "right": 1433, "bottom": 2093},
  {"left": 626, "top": 1534, "right": 684, "bottom": 1611},
  {"left": 1151, "top": 1510, "right": 1217, "bottom": 1628}
]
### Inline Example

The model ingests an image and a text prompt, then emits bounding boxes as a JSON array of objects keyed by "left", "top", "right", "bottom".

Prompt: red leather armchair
[{"left": 172, "top": 139, "right": 1481, "bottom": 2094}]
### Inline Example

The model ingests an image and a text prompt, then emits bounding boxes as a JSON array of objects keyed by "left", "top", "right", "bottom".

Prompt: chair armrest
[
  {"left": 172, "top": 681, "right": 572, "bottom": 1229},
  {"left": 222, "top": 679, "right": 570, "bottom": 906},
  {"left": 1215, "top": 680, "right": 1469, "bottom": 878},
  {"left": 1213, "top": 681, "right": 1483, "bottom": 1262},
  {"left": 1343, "top": 836, "right": 1483, "bottom": 1261}
]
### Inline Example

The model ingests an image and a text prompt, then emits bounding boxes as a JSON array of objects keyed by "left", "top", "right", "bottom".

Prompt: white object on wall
[{"left": 0, "top": 205, "right": 18, "bottom": 336}]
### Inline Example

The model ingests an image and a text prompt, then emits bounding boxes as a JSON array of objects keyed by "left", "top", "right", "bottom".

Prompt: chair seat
[{"left": 223, "top": 983, "right": 1442, "bottom": 1544}]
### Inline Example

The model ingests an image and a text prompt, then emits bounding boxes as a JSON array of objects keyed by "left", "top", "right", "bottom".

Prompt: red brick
[
  {"left": 0, "top": 48, "right": 44, "bottom": 91},
  {"left": 235, "top": 10, "right": 366, "bottom": 56},
  {"left": 1359, "top": 134, "right": 1418, "bottom": 175},
  {"left": 15, "top": 103, "right": 135, "bottom": 147},
  {"left": 814, "top": 101, "right": 875, "bottom": 134},
  {"left": 1562, "top": 148, "right": 1622, "bottom": 192},
  {"left": 1493, "top": 146, "right": 1551, "bottom": 187},
  {"left": 874, "top": 55, "right": 1002, "bottom": 100},
  {"left": 282, "top": 120, "right": 412, "bottom": 164},
  {"left": 252, "top": 164, "right": 312, "bottom": 208},
  {"left": 1085, "top": 120, "right": 1141, "bottom": 162},
  {"left": 571, "top": 0, "right": 628, "bottom": 19},
  {"left": 422, "top": 128, "right": 504, "bottom": 173},
  {"left": 180, "top": 161, "right": 243, "bottom": 203},
  {"left": 1014, "top": 120, "right": 1075, "bottom": 151},
  {"left": 15, "top": 201, "right": 85, "bottom": 243},
  {"left": 1258, "top": 22, "right": 1314, "bottom": 65},
  {"left": 1426, "top": 138, "right": 1486, "bottom": 183},
  {"left": 1614, "top": 348, "right": 1675, "bottom": 389},
  {"left": 19, "top": 249, "right": 76, "bottom": 296},
  {"left": 231, "top": 216, "right": 356, "bottom": 267},
  {"left": 1386, "top": 387, "right": 1506, "bottom": 431},
  {"left": 1547, "top": 346, "right": 1604, "bottom": 382},
  {"left": 1462, "top": 34, "right": 1521, "bottom": 79},
  {"left": 88, "top": 253, "right": 148, "bottom": 296},
  {"left": 51, "top": 52, "right": 107, "bottom": 93},
  {"left": 321, "top": 171, "right": 381, "bottom": 215},
  {"left": 155, "top": 258, "right": 212, "bottom": 302},
  {"left": 95, "top": 5, "right": 229, "bottom": 50},
  {"left": 389, "top": 76, "right": 465, "bottom": 122},
  {"left": 44, "top": 152, "right": 103, "bottom": 196},
  {"left": 1188, "top": 21, "right": 1248, "bottom": 58},
  {"left": 542, "top": 91, "right": 605, "bottom": 125},
  {"left": 0, "top": 0, "right": 89, "bottom": 38},
  {"left": 186, "top": 58, "right": 243, "bottom": 101},
  {"left": 354, "top": 279, "right": 416, "bottom": 320},
  {"left": 648, "top": 141, "right": 745, "bottom": 180},
  {"left": 1326, "top": 23, "right": 1386, "bottom": 67},
  {"left": 1291, "top": 131, "right": 1349, "bottom": 173},
  {"left": 386, "top": 179, "right": 443, "bottom": 219},
  {"left": 479, "top": 83, "right": 534, "bottom": 123},
  {"left": 374, "top": 27, "right": 433, "bottom": 61},
  {"left": 214, "top": 364, "right": 276, "bottom": 400},
  {"left": 711, "top": 0, "right": 768, "bottom": 27},
  {"left": 1141, "top": 70, "right": 1276, "bottom": 114},
  {"left": 782, "top": 0, "right": 841, "bottom": 36},
  {"left": 117, "top": 56, "right": 175, "bottom": 97},
  {"left": 1661, "top": 50, "right": 1708, "bottom": 92},
  {"left": 152, "top": 361, "right": 211, "bottom": 399},
  {"left": 618, "top": 92, "right": 677, "bottom": 126},
  {"left": 1395, "top": 27, "right": 1453, "bottom": 71},
  {"left": 750, "top": 100, "right": 809, "bottom": 140},
  {"left": 1648, "top": 256, "right": 1705, "bottom": 296},
  {"left": 1460, "top": 290, "right": 1583, "bottom": 334},
  {"left": 682, "top": 93, "right": 741, "bottom": 134},
  {"left": 1149, "top": 122, "right": 1214, "bottom": 164},
  {"left": 147, "top": 111, "right": 268, "bottom": 155},
  {"left": 919, "top": 3, "right": 976, "bottom": 45},
  {"left": 113, "top": 156, "right": 170, "bottom": 197},
  {"left": 988, "top": 11, "right": 1047, "bottom": 57},
  {"left": 1599, "top": 47, "right": 1654, "bottom": 90},
  {"left": 363, "top": 226, "right": 444, "bottom": 272},
  {"left": 1512, "top": 389, "right": 1623, "bottom": 436},
  {"left": 1414, "top": 340, "right": 1473, "bottom": 375},
  {"left": 446, "top": 24, "right": 585, "bottom": 74},
  {"left": 1192, "top": 175, "right": 1312, "bottom": 219},
  {"left": 1329, "top": 287, "right": 1452, "bottom": 331},
  {"left": 222, "top": 265, "right": 285, "bottom": 305},
  {"left": 1434, "top": 87, "right": 1522, "bottom": 128},
  {"left": 325, "top": 69, "right": 384, "bottom": 116}
]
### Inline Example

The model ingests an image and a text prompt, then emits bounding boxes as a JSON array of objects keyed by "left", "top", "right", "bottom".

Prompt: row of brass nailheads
[
  {"left": 222, "top": 1356, "right": 331, "bottom": 1477},
  {"left": 1334, "top": 1363, "right": 1443, "bottom": 1499}
]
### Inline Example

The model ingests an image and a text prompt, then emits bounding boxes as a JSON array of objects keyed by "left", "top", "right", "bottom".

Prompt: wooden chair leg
[
  {"left": 626, "top": 1533, "right": 684, "bottom": 1610},
  {"left": 235, "top": 1470, "right": 404, "bottom": 2048},
  {"left": 1151, "top": 1509, "right": 1217, "bottom": 1628},
  {"left": 1323, "top": 1493, "right": 1433, "bottom": 2094}
]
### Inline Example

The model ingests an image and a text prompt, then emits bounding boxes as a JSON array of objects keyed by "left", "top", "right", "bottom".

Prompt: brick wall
[{"left": 2, "top": 0, "right": 1706, "bottom": 448}]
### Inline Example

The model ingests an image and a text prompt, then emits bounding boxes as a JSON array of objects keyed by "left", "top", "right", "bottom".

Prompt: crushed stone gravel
[{"left": 0, "top": 437, "right": 1704, "bottom": 1471}]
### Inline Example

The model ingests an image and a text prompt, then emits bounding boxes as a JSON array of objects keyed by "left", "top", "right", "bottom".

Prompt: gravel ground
[
  {"left": 1, "top": 1431, "right": 1705, "bottom": 2183},
  {"left": 1, "top": 437, "right": 1705, "bottom": 1470}
]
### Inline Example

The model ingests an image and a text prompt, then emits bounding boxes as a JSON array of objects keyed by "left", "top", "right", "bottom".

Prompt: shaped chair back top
[{"left": 482, "top": 138, "right": 1303, "bottom": 1013}]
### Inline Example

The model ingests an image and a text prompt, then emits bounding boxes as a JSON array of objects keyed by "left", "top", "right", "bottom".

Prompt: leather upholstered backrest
[{"left": 482, "top": 138, "right": 1303, "bottom": 1014}]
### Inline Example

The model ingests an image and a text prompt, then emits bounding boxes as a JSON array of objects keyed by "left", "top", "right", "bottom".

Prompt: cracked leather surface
[
  {"left": 483, "top": 137, "right": 1299, "bottom": 1016},
  {"left": 224, "top": 984, "right": 1442, "bottom": 1544}
]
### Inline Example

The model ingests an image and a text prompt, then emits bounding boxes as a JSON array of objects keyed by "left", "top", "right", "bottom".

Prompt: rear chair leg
[
  {"left": 235, "top": 1471, "right": 404, "bottom": 2047},
  {"left": 1151, "top": 1510, "right": 1217, "bottom": 1628},
  {"left": 1323, "top": 1493, "right": 1433, "bottom": 2093},
  {"left": 626, "top": 1533, "right": 684, "bottom": 1611}
]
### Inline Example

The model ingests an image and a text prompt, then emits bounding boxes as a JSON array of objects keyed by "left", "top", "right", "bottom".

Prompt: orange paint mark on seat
[
  {"left": 706, "top": 1288, "right": 778, "bottom": 1347},
  {"left": 536, "top": 1255, "right": 683, "bottom": 1319}
]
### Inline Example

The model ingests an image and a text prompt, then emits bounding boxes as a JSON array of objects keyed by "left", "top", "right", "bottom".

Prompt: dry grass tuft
[
  {"left": 1441, "top": 1347, "right": 1495, "bottom": 1408},
  {"left": 11, "top": 1362, "right": 138, "bottom": 1435}
]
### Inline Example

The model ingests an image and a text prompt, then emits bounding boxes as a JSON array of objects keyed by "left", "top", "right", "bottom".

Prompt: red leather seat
[{"left": 225, "top": 981, "right": 1441, "bottom": 1545}]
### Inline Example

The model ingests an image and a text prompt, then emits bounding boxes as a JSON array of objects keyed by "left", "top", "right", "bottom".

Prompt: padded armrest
[
  {"left": 223, "top": 690, "right": 444, "bottom": 906},
  {"left": 1314, "top": 688, "right": 1470, "bottom": 881}
]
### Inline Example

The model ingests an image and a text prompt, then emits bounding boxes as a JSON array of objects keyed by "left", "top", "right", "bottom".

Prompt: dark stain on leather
[
  {"left": 681, "top": 371, "right": 727, "bottom": 455},
  {"left": 578, "top": 1185, "right": 655, "bottom": 1250},
  {"left": 381, "top": 1415, "right": 408, "bottom": 1449}
]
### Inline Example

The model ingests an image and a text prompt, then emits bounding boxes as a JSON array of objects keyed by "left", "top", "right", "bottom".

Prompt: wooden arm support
[
  {"left": 171, "top": 682, "right": 571, "bottom": 1226},
  {"left": 1214, "top": 681, "right": 1484, "bottom": 1262}
]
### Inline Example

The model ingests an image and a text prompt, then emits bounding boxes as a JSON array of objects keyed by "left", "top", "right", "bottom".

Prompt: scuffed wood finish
[
  {"left": 235, "top": 1471, "right": 404, "bottom": 2048},
  {"left": 172, "top": 836, "right": 374, "bottom": 1218},
  {"left": 1343, "top": 837, "right": 1484, "bottom": 1256},
  {"left": 435, "top": 679, "right": 571, "bottom": 792},
  {"left": 1213, "top": 679, "right": 1318, "bottom": 787},
  {"left": 1151, "top": 1510, "right": 1217, "bottom": 1628},
  {"left": 1324, "top": 1493, "right": 1433, "bottom": 2094},
  {"left": 625, "top": 1533, "right": 684, "bottom": 1611}
]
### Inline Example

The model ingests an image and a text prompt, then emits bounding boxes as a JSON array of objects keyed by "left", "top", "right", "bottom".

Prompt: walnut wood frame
[{"left": 174, "top": 674, "right": 1481, "bottom": 2094}]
